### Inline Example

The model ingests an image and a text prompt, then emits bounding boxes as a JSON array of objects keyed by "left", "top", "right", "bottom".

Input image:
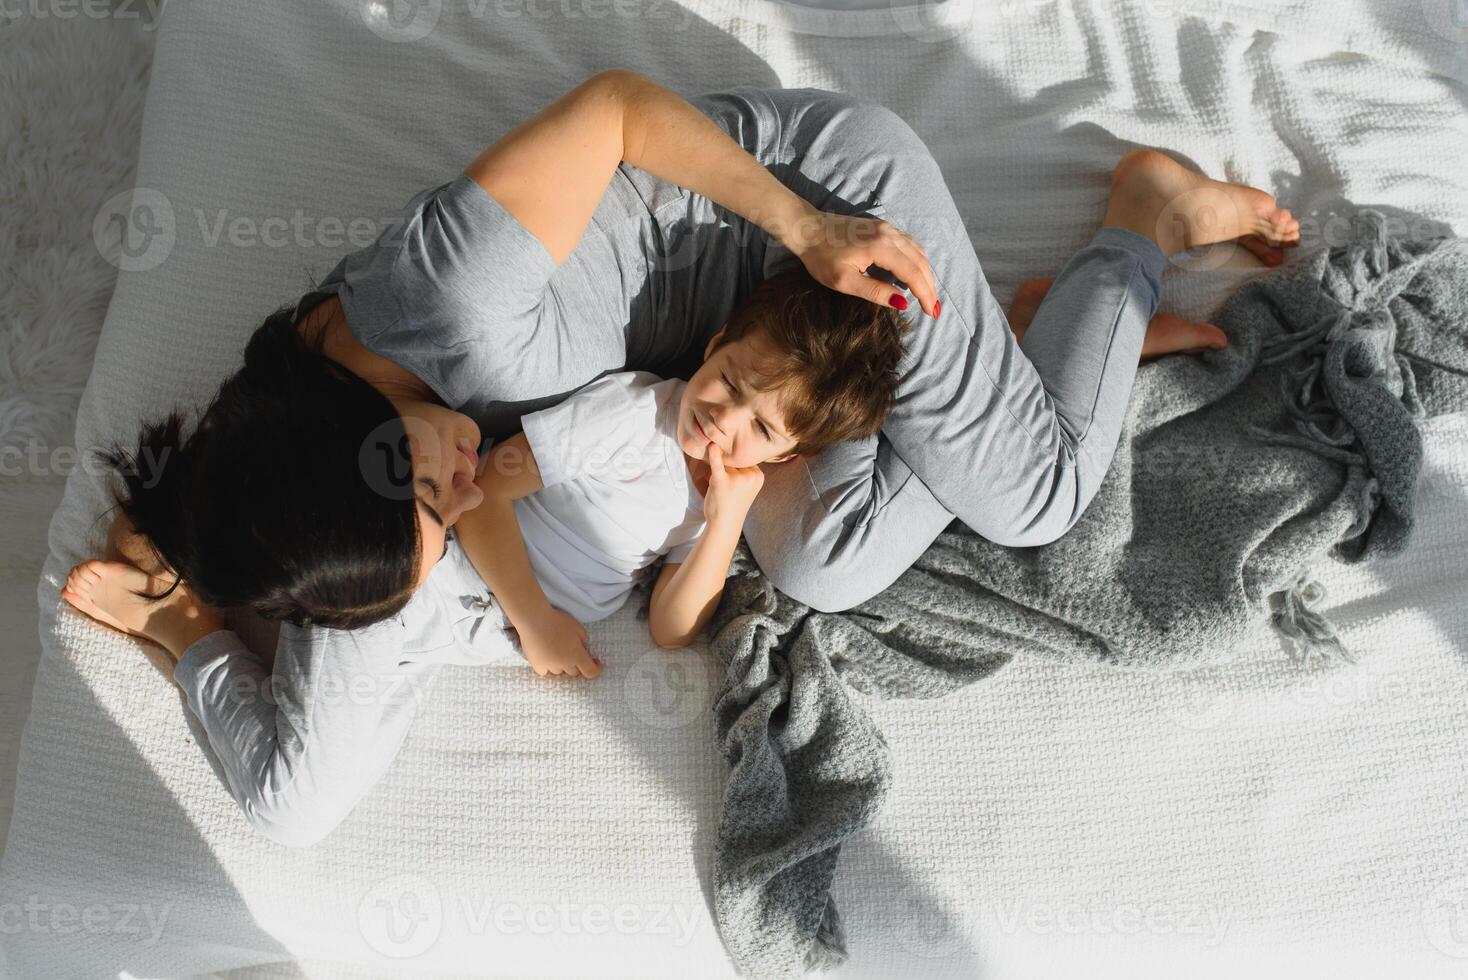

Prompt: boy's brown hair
[{"left": 709, "top": 264, "right": 911, "bottom": 455}]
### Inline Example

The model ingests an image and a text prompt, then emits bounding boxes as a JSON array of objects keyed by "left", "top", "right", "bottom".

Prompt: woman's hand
[
  {"left": 702, "top": 443, "right": 765, "bottom": 528},
  {"left": 518, "top": 606, "right": 602, "bottom": 679},
  {"left": 782, "top": 210, "right": 940, "bottom": 317}
]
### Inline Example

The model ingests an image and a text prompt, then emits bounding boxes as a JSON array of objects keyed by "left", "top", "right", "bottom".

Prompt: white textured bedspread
[{"left": 2, "top": 0, "right": 1465, "bottom": 977}]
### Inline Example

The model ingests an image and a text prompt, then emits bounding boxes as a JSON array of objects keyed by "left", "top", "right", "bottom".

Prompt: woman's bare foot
[
  {"left": 62, "top": 560, "right": 173, "bottom": 637},
  {"left": 1008, "top": 278, "right": 1227, "bottom": 359},
  {"left": 61, "top": 559, "right": 224, "bottom": 658},
  {"left": 1103, "top": 149, "right": 1301, "bottom": 265}
]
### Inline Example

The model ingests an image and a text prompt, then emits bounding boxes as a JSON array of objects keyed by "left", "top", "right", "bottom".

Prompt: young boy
[{"left": 453, "top": 264, "right": 910, "bottom": 678}]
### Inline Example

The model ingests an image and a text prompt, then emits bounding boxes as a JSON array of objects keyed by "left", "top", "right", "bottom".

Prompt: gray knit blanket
[{"left": 693, "top": 211, "right": 1468, "bottom": 978}]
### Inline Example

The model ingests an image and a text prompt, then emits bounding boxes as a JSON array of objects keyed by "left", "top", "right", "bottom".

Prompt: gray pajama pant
[
  {"left": 745, "top": 223, "right": 1164, "bottom": 611},
  {"left": 320, "top": 87, "right": 1166, "bottom": 614}
]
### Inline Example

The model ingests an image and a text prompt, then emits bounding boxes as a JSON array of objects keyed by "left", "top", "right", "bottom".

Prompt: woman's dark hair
[{"left": 99, "top": 300, "right": 422, "bottom": 630}]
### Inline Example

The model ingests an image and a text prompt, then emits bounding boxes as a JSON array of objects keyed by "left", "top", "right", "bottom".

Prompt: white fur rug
[{"left": 0, "top": 4, "right": 157, "bottom": 848}]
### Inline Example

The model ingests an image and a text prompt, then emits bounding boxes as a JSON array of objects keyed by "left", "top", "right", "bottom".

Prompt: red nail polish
[
  {"left": 889, "top": 293, "right": 908, "bottom": 310},
  {"left": 933, "top": 300, "right": 942, "bottom": 318}
]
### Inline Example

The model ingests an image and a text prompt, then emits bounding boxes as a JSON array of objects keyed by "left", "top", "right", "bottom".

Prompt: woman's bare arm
[
  {"left": 301, "top": 71, "right": 941, "bottom": 403},
  {"left": 464, "top": 70, "right": 803, "bottom": 265},
  {"left": 465, "top": 69, "right": 939, "bottom": 314}
]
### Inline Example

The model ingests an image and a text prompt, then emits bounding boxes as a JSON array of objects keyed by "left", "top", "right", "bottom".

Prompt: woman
[{"left": 62, "top": 70, "right": 1298, "bottom": 845}]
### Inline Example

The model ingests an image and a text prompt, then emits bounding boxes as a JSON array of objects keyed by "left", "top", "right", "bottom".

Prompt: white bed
[{"left": 2, "top": 0, "right": 1466, "bottom": 977}]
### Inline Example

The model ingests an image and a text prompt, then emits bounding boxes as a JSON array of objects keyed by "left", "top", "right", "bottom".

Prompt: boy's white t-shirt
[{"left": 512, "top": 370, "right": 707, "bottom": 623}]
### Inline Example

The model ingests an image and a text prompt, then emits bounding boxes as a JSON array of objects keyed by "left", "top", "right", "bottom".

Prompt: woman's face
[{"left": 387, "top": 396, "right": 486, "bottom": 588}]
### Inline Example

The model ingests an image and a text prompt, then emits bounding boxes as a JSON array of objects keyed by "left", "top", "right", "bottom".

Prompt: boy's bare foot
[
  {"left": 1103, "top": 149, "right": 1301, "bottom": 265},
  {"left": 1008, "top": 278, "right": 1227, "bottom": 359}
]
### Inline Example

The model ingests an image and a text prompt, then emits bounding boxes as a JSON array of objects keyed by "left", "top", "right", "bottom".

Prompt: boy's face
[{"left": 677, "top": 326, "right": 800, "bottom": 470}]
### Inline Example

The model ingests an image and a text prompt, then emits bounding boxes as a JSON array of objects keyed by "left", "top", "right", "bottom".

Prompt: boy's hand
[
  {"left": 702, "top": 443, "right": 765, "bottom": 526},
  {"left": 518, "top": 606, "right": 603, "bottom": 679}
]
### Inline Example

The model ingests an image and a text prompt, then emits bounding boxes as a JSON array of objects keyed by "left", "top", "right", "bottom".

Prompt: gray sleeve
[
  {"left": 327, "top": 173, "right": 560, "bottom": 411},
  {"left": 171, "top": 623, "right": 439, "bottom": 848}
]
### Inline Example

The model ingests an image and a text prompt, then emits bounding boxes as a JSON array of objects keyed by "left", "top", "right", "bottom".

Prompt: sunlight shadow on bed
[{"left": 0, "top": 620, "right": 301, "bottom": 978}]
